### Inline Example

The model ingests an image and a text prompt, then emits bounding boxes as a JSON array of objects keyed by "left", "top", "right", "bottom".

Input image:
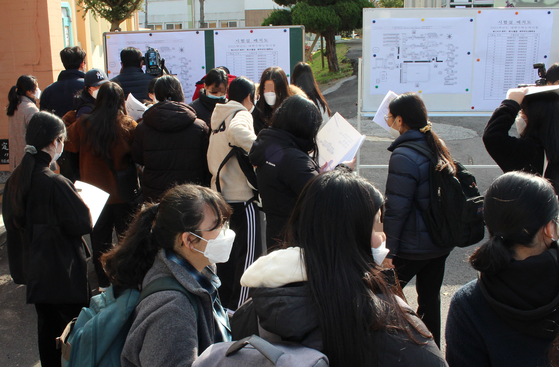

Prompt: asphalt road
[
  {"left": 324, "top": 39, "right": 503, "bottom": 354},
  {"left": 0, "top": 39, "right": 507, "bottom": 366}
]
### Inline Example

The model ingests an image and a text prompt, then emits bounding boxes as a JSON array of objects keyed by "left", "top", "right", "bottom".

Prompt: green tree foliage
[
  {"left": 377, "top": 0, "right": 404, "bottom": 8},
  {"left": 263, "top": 0, "right": 373, "bottom": 72},
  {"left": 78, "top": 0, "right": 144, "bottom": 32}
]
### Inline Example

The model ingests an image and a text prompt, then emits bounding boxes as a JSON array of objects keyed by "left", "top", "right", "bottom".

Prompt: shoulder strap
[
  {"left": 398, "top": 141, "right": 438, "bottom": 165},
  {"left": 212, "top": 109, "right": 243, "bottom": 135},
  {"left": 138, "top": 276, "right": 199, "bottom": 317},
  {"left": 215, "top": 147, "right": 237, "bottom": 194}
]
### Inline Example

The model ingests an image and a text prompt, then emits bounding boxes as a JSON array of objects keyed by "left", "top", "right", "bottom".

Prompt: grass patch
[{"left": 309, "top": 43, "right": 353, "bottom": 85}]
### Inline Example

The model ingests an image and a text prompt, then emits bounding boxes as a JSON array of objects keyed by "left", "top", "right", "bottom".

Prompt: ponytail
[
  {"left": 469, "top": 235, "right": 512, "bottom": 275},
  {"left": 6, "top": 75, "right": 37, "bottom": 116},
  {"left": 389, "top": 93, "right": 456, "bottom": 174},
  {"left": 4, "top": 112, "right": 65, "bottom": 229},
  {"left": 101, "top": 203, "right": 160, "bottom": 289},
  {"left": 101, "top": 184, "right": 233, "bottom": 290}
]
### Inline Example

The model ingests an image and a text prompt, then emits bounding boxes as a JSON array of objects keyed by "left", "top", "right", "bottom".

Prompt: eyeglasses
[{"left": 384, "top": 114, "right": 393, "bottom": 123}]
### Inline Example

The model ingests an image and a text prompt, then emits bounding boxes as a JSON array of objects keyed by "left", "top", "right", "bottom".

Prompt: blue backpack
[{"left": 58, "top": 277, "right": 198, "bottom": 367}]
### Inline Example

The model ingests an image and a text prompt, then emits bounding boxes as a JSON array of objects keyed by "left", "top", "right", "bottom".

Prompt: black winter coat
[
  {"left": 232, "top": 284, "right": 447, "bottom": 366},
  {"left": 2, "top": 151, "right": 92, "bottom": 304},
  {"left": 189, "top": 89, "right": 226, "bottom": 129},
  {"left": 385, "top": 130, "right": 451, "bottom": 259},
  {"left": 111, "top": 67, "right": 155, "bottom": 102},
  {"left": 132, "top": 101, "right": 210, "bottom": 202},
  {"left": 483, "top": 99, "right": 559, "bottom": 192},
  {"left": 446, "top": 246, "right": 559, "bottom": 367},
  {"left": 40, "top": 69, "right": 85, "bottom": 117},
  {"left": 249, "top": 128, "right": 319, "bottom": 248}
]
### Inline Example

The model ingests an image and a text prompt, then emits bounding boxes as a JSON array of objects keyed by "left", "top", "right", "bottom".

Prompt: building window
[
  {"left": 220, "top": 21, "right": 229, "bottom": 28},
  {"left": 166, "top": 23, "right": 182, "bottom": 30},
  {"left": 228, "top": 21, "right": 237, "bottom": 28},
  {"left": 208, "top": 22, "right": 217, "bottom": 28},
  {"left": 148, "top": 24, "right": 163, "bottom": 30}
]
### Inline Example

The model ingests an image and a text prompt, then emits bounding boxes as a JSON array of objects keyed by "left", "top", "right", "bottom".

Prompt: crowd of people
[{"left": 4, "top": 44, "right": 559, "bottom": 367}]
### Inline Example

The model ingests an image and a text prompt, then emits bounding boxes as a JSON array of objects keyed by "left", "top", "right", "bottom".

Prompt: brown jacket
[{"left": 66, "top": 114, "right": 137, "bottom": 204}]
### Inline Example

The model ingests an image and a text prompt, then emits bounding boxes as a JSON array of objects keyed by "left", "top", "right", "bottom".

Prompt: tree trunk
[
  {"left": 200, "top": 0, "right": 205, "bottom": 27},
  {"left": 110, "top": 21, "right": 121, "bottom": 32},
  {"left": 324, "top": 30, "right": 339, "bottom": 73}
]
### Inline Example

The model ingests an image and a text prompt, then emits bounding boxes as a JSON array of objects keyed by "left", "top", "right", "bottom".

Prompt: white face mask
[
  {"left": 515, "top": 113, "right": 527, "bottom": 135},
  {"left": 34, "top": 88, "right": 41, "bottom": 100},
  {"left": 264, "top": 92, "right": 276, "bottom": 106},
  {"left": 371, "top": 241, "right": 390, "bottom": 266},
  {"left": 249, "top": 104, "right": 255, "bottom": 113},
  {"left": 191, "top": 228, "right": 236, "bottom": 264},
  {"left": 389, "top": 119, "right": 400, "bottom": 139},
  {"left": 53, "top": 139, "right": 64, "bottom": 162},
  {"left": 91, "top": 88, "right": 99, "bottom": 99}
]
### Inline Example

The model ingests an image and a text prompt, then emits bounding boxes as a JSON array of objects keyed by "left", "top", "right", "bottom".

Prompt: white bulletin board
[
  {"left": 104, "top": 27, "right": 304, "bottom": 103},
  {"left": 362, "top": 8, "right": 559, "bottom": 114}
]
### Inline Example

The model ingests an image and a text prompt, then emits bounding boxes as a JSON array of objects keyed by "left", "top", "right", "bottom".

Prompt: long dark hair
[
  {"left": 4, "top": 112, "right": 66, "bottom": 229},
  {"left": 389, "top": 93, "right": 455, "bottom": 174},
  {"left": 470, "top": 172, "right": 558, "bottom": 275},
  {"left": 284, "top": 170, "right": 430, "bottom": 366},
  {"left": 270, "top": 94, "right": 321, "bottom": 160},
  {"left": 255, "top": 67, "right": 292, "bottom": 124},
  {"left": 520, "top": 91, "right": 559, "bottom": 164},
  {"left": 291, "top": 62, "right": 331, "bottom": 117},
  {"left": 7, "top": 75, "right": 38, "bottom": 116},
  {"left": 101, "top": 184, "right": 232, "bottom": 289},
  {"left": 81, "top": 82, "right": 128, "bottom": 160}
]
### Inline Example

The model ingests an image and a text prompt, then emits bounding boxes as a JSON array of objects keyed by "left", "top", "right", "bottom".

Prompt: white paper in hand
[
  {"left": 74, "top": 181, "right": 110, "bottom": 227},
  {"left": 126, "top": 93, "right": 147, "bottom": 121},
  {"left": 373, "top": 90, "right": 398, "bottom": 131},
  {"left": 317, "top": 113, "right": 366, "bottom": 172}
]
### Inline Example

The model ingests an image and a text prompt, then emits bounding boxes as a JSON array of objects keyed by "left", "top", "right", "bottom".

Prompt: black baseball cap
[{"left": 85, "top": 69, "right": 109, "bottom": 87}]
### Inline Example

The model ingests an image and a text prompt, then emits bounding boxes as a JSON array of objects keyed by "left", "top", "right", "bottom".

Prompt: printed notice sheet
[
  {"left": 369, "top": 17, "right": 474, "bottom": 95},
  {"left": 126, "top": 93, "right": 147, "bottom": 121},
  {"left": 74, "top": 181, "right": 110, "bottom": 227},
  {"left": 105, "top": 31, "right": 206, "bottom": 103},
  {"left": 213, "top": 28, "right": 291, "bottom": 83},
  {"left": 317, "top": 113, "right": 366, "bottom": 171},
  {"left": 373, "top": 91, "right": 398, "bottom": 130},
  {"left": 471, "top": 10, "right": 554, "bottom": 111}
]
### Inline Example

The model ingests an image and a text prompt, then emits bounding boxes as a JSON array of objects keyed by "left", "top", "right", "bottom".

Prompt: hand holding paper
[
  {"left": 126, "top": 93, "right": 148, "bottom": 121},
  {"left": 317, "top": 113, "right": 366, "bottom": 172},
  {"left": 373, "top": 90, "right": 398, "bottom": 131}
]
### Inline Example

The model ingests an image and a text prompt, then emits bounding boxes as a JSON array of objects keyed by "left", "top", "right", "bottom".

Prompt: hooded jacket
[
  {"left": 121, "top": 250, "right": 224, "bottom": 367},
  {"left": 233, "top": 247, "right": 448, "bottom": 366},
  {"left": 111, "top": 67, "right": 155, "bottom": 102},
  {"left": 8, "top": 96, "right": 38, "bottom": 171},
  {"left": 446, "top": 247, "right": 559, "bottom": 367},
  {"left": 385, "top": 129, "right": 451, "bottom": 259},
  {"left": 40, "top": 69, "right": 85, "bottom": 117},
  {"left": 207, "top": 100, "right": 256, "bottom": 202},
  {"left": 189, "top": 89, "right": 226, "bottom": 129},
  {"left": 132, "top": 101, "right": 210, "bottom": 202},
  {"left": 249, "top": 128, "right": 319, "bottom": 247}
]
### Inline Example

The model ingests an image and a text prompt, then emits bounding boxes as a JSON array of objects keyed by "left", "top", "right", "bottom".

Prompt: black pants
[
  {"left": 217, "top": 202, "right": 262, "bottom": 311},
  {"left": 34, "top": 303, "right": 85, "bottom": 367},
  {"left": 393, "top": 252, "right": 450, "bottom": 347},
  {"left": 90, "top": 203, "right": 135, "bottom": 287}
]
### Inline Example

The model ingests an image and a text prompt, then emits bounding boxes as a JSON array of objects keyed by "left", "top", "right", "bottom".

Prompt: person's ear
[
  {"left": 543, "top": 221, "right": 557, "bottom": 242},
  {"left": 181, "top": 232, "right": 194, "bottom": 249}
]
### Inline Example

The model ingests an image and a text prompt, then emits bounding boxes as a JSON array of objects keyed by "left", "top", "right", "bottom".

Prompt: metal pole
[
  {"left": 321, "top": 35, "right": 324, "bottom": 69},
  {"left": 357, "top": 57, "right": 363, "bottom": 175}
]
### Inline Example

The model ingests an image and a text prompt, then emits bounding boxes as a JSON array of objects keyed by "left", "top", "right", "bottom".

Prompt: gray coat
[{"left": 121, "top": 250, "right": 219, "bottom": 367}]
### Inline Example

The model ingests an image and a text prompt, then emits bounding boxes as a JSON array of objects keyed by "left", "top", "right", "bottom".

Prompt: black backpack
[
  {"left": 398, "top": 142, "right": 485, "bottom": 248},
  {"left": 213, "top": 111, "right": 258, "bottom": 200}
]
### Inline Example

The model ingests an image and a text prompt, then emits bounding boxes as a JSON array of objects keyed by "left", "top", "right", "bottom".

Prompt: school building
[{"left": 0, "top": 0, "right": 139, "bottom": 172}]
